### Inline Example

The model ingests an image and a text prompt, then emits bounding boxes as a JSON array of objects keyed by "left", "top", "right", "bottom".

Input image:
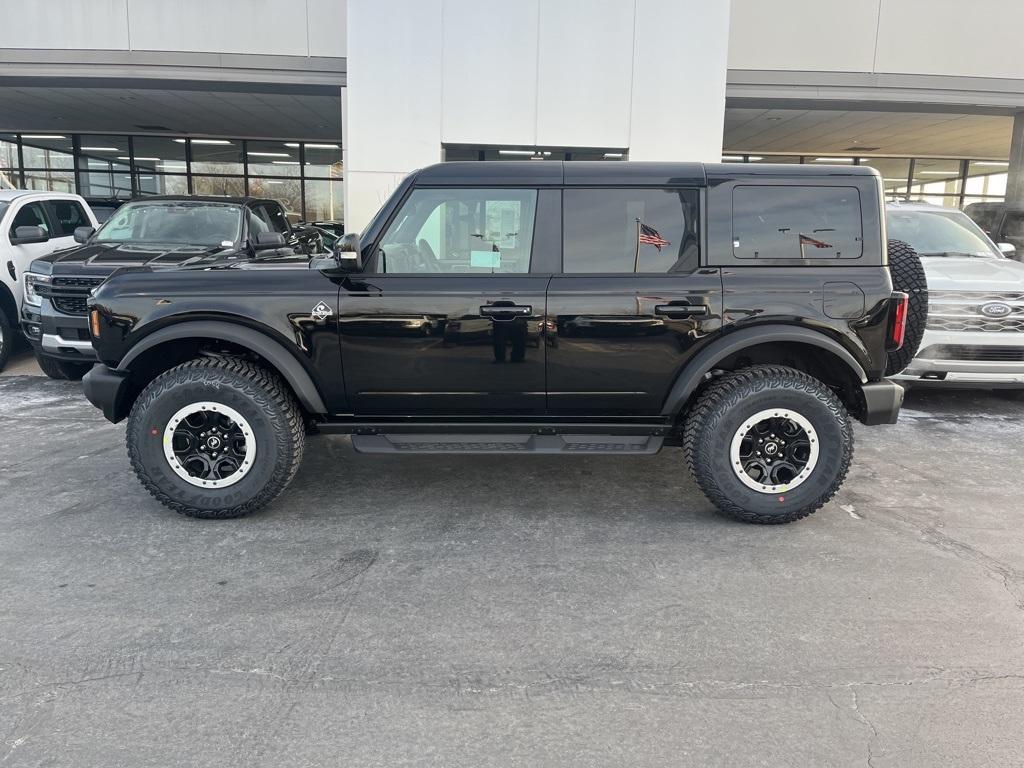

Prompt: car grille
[
  {"left": 919, "top": 344, "right": 1024, "bottom": 362},
  {"left": 49, "top": 276, "right": 105, "bottom": 316},
  {"left": 926, "top": 290, "right": 1024, "bottom": 333}
]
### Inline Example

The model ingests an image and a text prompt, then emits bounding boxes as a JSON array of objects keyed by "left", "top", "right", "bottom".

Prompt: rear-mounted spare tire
[{"left": 885, "top": 239, "right": 928, "bottom": 375}]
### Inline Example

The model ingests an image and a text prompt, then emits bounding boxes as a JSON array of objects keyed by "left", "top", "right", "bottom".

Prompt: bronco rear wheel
[
  {"left": 683, "top": 365, "right": 853, "bottom": 524},
  {"left": 126, "top": 357, "right": 305, "bottom": 519}
]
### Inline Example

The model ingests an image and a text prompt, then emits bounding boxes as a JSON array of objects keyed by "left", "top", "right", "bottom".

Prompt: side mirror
[
  {"left": 11, "top": 225, "right": 49, "bottom": 245},
  {"left": 74, "top": 226, "right": 95, "bottom": 244},
  {"left": 253, "top": 231, "right": 286, "bottom": 251},
  {"left": 997, "top": 242, "right": 1016, "bottom": 256},
  {"left": 332, "top": 232, "right": 363, "bottom": 271}
]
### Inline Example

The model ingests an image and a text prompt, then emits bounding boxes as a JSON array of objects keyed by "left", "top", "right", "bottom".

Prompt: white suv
[
  {"left": 887, "top": 202, "right": 1024, "bottom": 392},
  {"left": 0, "top": 191, "right": 99, "bottom": 372}
]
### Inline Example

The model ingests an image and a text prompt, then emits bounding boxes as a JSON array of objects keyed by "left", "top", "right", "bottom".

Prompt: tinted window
[
  {"left": 10, "top": 202, "right": 49, "bottom": 238},
  {"left": 733, "top": 185, "right": 863, "bottom": 260},
  {"left": 253, "top": 202, "right": 289, "bottom": 234},
  {"left": 563, "top": 188, "right": 699, "bottom": 273},
  {"left": 48, "top": 200, "right": 89, "bottom": 237},
  {"left": 379, "top": 188, "right": 536, "bottom": 274}
]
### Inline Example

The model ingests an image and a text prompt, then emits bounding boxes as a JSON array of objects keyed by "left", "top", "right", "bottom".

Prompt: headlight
[{"left": 23, "top": 273, "right": 51, "bottom": 307}]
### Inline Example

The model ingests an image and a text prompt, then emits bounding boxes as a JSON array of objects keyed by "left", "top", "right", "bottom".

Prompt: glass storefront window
[
  {"left": 131, "top": 136, "right": 187, "bottom": 174},
  {"left": 247, "top": 141, "right": 301, "bottom": 177},
  {"left": 23, "top": 169, "right": 74, "bottom": 193},
  {"left": 965, "top": 160, "right": 1008, "bottom": 198},
  {"left": 911, "top": 159, "right": 963, "bottom": 198},
  {"left": 192, "top": 175, "right": 246, "bottom": 197},
  {"left": 860, "top": 158, "right": 911, "bottom": 198},
  {"left": 248, "top": 177, "right": 303, "bottom": 219},
  {"left": 1, "top": 133, "right": 19, "bottom": 168},
  {"left": 137, "top": 174, "right": 188, "bottom": 196},
  {"left": 300, "top": 142, "right": 343, "bottom": 177},
  {"left": 21, "top": 135, "right": 74, "bottom": 169},
  {"left": 303, "top": 178, "right": 343, "bottom": 222},
  {"left": 188, "top": 139, "right": 243, "bottom": 174}
]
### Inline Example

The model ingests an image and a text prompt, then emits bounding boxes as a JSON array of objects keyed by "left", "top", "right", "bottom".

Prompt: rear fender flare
[
  {"left": 119, "top": 320, "right": 328, "bottom": 414},
  {"left": 661, "top": 325, "right": 867, "bottom": 416}
]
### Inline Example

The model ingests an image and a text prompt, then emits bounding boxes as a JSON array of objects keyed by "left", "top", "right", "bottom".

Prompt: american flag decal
[
  {"left": 638, "top": 222, "right": 670, "bottom": 251},
  {"left": 798, "top": 233, "right": 833, "bottom": 249}
]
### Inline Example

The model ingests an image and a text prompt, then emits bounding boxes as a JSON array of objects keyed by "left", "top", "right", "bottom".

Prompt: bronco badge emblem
[{"left": 311, "top": 301, "right": 332, "bottom": 320}]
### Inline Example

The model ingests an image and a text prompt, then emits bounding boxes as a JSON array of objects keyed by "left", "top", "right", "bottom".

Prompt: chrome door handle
[
  {"left": 654, "top": 304, "right": 709, "bottom": 318},
  {"left": 480, "top": 304, "right": 532, "bottom": 317}
]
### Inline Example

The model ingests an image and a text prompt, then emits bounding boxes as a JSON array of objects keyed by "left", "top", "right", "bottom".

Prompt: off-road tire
[
  {"left": 35, "top": 351, "right": 92, "bottom": 380},
  {"left": 126, "top": 357, "right": 305, "bottom": 519},
  {"left": 886, "top": 239, "right": 928, "bottom": 375},
  {"left": 683, "top": 365, "right": 854, "bottom": 524},
  {"left": 0, "top": 311, "right": 12, "bottom": 372}
]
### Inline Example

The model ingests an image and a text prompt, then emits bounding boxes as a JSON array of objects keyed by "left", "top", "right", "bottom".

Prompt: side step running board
[{"left": 351, "top": 433, "right": 664, "bottom": 455}]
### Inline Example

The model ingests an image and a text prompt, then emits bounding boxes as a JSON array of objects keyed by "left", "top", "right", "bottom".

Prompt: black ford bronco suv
[
  {"left": 22, "top": 196, "right": 324, "bottom": 380},
  {"left": 82, "top": 162, "right": 922, "bottom": 524}
]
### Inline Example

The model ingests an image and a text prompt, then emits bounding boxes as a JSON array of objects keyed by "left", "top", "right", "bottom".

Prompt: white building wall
[
  {"left": 0, "top": 0, "right": 347, "bottom": 57},
  {"left": 345, "top": 0, "right": 731, "bottom": 230},
  {"left": 729, "top": 0, "right": 1024, "bottom": 81}
]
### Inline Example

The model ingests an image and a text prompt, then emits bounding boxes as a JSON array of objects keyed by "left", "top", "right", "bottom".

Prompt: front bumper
[
  {"left": 895, "top": 328, "right": 1024, "bottom": 387},
  {"left": 82, "top": 363, "right": 131, "bottom": 423},
  {"left": 21, "top": 301, "right": 97, "bottom": 363},
  {"left": 859, "top": 380, "right": 904, "bottom": 425}
]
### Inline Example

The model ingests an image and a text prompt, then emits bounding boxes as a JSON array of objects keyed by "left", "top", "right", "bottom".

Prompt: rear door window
[
  {"left": 732, "top": 185, "right": 863, "bottom": 260},
  {"left": 46, "top": 199, "right": 90, "bottom": 237},
  {"left": 562, "top": 188, "right": 699, "bottom": 273}
]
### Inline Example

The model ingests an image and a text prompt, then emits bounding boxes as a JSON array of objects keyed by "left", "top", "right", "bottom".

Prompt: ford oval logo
[{"left": 980, "top": 301, "right": 1012, "bottom": 318}]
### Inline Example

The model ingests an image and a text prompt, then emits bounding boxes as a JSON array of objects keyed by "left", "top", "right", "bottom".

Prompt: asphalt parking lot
[{"left": 2, "top": 353, "right": 1024, "bottom": 767}]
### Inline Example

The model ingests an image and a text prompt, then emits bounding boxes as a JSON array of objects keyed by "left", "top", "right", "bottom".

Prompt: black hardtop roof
[
  {"left": 412, "top": 161, "right": 879, "bottom": 187},
  {"left": 124, "top": 195, "right": 271, "bottom": 206}
]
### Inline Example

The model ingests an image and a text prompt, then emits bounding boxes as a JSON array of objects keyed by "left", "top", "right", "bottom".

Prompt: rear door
[
  {"left": 337, "top": 186, "right": 557, "bottom": 415},
  {"left": 546, "top": 186, "right": 723, "bottom": 415}
]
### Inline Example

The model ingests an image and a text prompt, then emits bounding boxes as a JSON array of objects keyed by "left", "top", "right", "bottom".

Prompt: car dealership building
[{"left": 3, "top": 0, "right": 1024, "bottom": 231}]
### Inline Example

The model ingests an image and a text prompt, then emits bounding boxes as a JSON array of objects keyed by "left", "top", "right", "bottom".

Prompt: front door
[
  {"left": 546, "top": 186, "right": 723, "bottom": 415},
  {"left": 338, "top": 186, "right": 552, "bottom": 415}
]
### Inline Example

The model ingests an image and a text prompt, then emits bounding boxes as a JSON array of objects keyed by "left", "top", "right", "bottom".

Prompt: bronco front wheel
[
  {"left": 126, "top": 357, "right": 305, "bottom": 519},
  {"left": 683, "top": 365, "right": 853, "bottom": 524}
]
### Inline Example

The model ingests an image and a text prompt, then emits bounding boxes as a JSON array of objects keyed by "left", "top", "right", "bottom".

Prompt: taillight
[{"left": 888, "top": 292, "right": 909, "bottom": 351}]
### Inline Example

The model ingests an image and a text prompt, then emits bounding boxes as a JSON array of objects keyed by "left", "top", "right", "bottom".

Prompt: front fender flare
[
  {"left": 119, "top": 320, "right": 328, "bottom": 414},
  {"left": 661, "top": 325, "right": 868, "bottom": 416}
]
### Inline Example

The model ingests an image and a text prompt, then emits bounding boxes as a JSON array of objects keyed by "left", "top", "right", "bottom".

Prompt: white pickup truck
[{"left": 0, "top": 190, "right": 99, "bottom": 372}]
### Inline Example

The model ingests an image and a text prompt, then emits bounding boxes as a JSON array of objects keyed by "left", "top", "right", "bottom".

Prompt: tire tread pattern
[
  {"left": 886, "top": 239, "right": 929, "bottom": 375},
  {"left": 682, "top": 365, "right": 853, "bottom": 524},
  {"left": 126, "top": 356, "right": 305, "bottom": 519}
]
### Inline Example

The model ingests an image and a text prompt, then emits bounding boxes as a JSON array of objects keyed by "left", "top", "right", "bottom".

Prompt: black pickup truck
[
  {"left": 82, "top": 162, "right": 919, "bottom": 525},
  {"left": 21, "top": 196, "right": 323, "bottom": 379}
]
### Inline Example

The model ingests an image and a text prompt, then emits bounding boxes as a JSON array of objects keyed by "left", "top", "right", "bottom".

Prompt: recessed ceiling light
[
  {"left": 175, "top": 139, "right": 232, "bottom": 145},
  {"left": 973, "top": 161, "right": 1009, "bottom": 167},
  {"left": 81, "top": 146, "right": 120, "bottom": 152},
  {"left": 721, "top": 155, "right": 744, "bottom": 161},
  {"left": 813, "top": 157, "right": 854, "bottom": 163},
  {"left": 248, "top": 152, "right": 291, "bottom": 157},
  {"left": 303, "top": 143, "right": 340, "bottom": 149},
  {"left": 22, "top": 134, "right": 66, "bottom": 139}
]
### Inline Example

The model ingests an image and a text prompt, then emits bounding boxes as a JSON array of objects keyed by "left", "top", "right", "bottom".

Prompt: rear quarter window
[{"left": 732, "top": 185, "right": 863, "bottom": 260}]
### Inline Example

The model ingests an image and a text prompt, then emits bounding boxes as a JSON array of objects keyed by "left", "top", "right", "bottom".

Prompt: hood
[
  {"left": 36, "top": 241, "right": 238, "bottom": 271},
  {"left": 920, "top": 256, "right": 1024, "bottom": 292}
]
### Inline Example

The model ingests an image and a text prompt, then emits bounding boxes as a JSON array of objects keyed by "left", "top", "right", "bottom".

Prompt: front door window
[{"left": 377, "top": 188, "right": 537, "bottom": 274}]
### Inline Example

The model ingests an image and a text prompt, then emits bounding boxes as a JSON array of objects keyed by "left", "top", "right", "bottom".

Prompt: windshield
[
  {"left": 95, "top": 201, "right": 243, "bottom": 247},
  {"left": 886, "top": 207, "right": 1002, "bottom": 258}
]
